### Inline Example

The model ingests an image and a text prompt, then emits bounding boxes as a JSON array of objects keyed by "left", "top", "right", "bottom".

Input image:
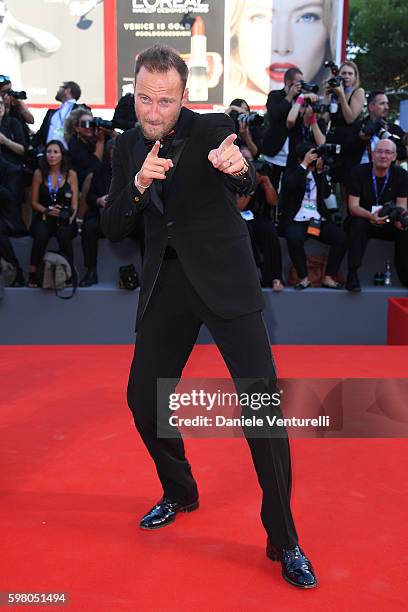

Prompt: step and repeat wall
[{"left": 1, "top": 0, "right": 346, "bottom": 108}]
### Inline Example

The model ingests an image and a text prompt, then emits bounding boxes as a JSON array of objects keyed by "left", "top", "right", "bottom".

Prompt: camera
[
  {"left": 312, "top": 144, "right": 341, "bottom": 170},
  {"left": 324, "top": 61, "right": 345, "bottom": 90},
  {"left": 80, "top": 117, "right": 114, "bottom": 130},
  {"left": 229, "top": 110, "right": 263, "bottom": 131},
  {"left": 299, "top": 80, "right": 319, "bottom": 94},
  {"left": 305, "top": 100, "right": 330, "bottom": 114},
  {"left": 6, "top": 89, "right": 27, "bottom": 100},
  {"left": 314, "top": 144, "right": 341, "bottom": 157},
  {"left": 58, "top": 191, "right": 73, "bottom": 223},
  {"left": 48, "top": 190, "right": 72, "bottom": 224},
  {"left": 360, "top": 118, "right": 400, "bottom": 141},
  {"left": 378, "top": 202, "right": 408, "bottom": 230}
]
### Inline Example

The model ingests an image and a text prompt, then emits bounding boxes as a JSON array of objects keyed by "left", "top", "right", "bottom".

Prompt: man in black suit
[
  {"left": 101, "top": 45, "right": 317, "bottom": 589},
  {"left": 261, "top": 67, "right": 303, "bottom": 189},
  {"left": 35, "top": 81, "right": 82, "bottom": 149},
  {"left": 278, "top": 142, "right": 347, "bottom": 290}
]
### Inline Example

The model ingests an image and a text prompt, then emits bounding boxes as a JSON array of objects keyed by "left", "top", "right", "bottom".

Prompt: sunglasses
[{"left": 0, "top": 75, "right": 11, "bottom": 84}]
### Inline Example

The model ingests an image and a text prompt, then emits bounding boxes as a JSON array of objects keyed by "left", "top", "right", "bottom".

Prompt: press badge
[
  {"left": 241, "top": 210, "right": 254, "bottom": 221},
  {"left": 307, "top": 218, "right": 321, "bottom": 236}
]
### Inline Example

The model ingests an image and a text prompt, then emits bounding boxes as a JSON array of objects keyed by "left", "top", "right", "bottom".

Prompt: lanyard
[
  {"left": 57, "top": 102, "right": 72, "bottom": 125},
  {"left": 48, "top": 173, "right": 62, "bottom": 203},
  {"left": 372, "top": 170, "right": 390, "bottom": 206}
]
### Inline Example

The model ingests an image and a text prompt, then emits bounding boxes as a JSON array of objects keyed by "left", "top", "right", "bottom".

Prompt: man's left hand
[{"left": 208, "top": 133, "right": 246, "bottom": 175}]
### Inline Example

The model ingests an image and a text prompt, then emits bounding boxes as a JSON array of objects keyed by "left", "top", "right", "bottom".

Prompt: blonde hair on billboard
[{"left": 229, "top": 0, "right": 337, "bottom": 95}]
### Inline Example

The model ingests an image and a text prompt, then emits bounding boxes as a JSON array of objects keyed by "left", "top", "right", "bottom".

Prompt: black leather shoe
[
  {"left": 346, "top": 269, "right": 361, "bottom": 292},
  {"left": 79, "top": 268, "right": 98, "bottom": 287},
  {"left": 139, "top": 497, "right": 199, "bottom": 530},
  {"left": 266, "top": 540, "right": 317, "bottom": 588}
]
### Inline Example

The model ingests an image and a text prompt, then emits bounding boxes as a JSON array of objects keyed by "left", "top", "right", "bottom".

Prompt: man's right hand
[
  {"left": 302, "top": 150, "right": 318, "bottom": 168},
  {"left": 135, "top": 140, "right": 173, "bottom": 190},
  {"left": 287, "top": 81, "right": 302, "bottom": 101}
]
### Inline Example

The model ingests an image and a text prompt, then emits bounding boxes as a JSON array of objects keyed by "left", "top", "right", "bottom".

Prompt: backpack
[{"left": 38, "top": 251, "right": 78, "bottom": 299}]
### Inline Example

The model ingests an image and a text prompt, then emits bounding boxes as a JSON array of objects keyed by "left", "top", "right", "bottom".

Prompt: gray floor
[{"left": 1, "top": 235, "right": 406, "bottom": 345}]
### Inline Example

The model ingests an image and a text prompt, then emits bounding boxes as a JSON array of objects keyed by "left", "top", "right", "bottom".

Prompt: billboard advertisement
[
  {"left": 1, "top": 0, "right": 107, "bottom": 106},
  {"left": 0, "top": 0, "right": 347, "bottom": 109},
  {"left": 116, "top": 0, "right": 225, "bottom": 105}
]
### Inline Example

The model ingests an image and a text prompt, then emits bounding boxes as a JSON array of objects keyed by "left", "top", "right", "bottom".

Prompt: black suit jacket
[
  {"left": 261, "top": 88, "right": 292, "bottom": 157},
  {"left": 278, "top": 165, "right": 332, "bottom": 234},
  {"left": 34, "top": 104, "right": 81, "bottom": 148},
  {"left": 100, "top": 107, "right": 263, "bottom": 328},
  {"left": 0, "top": 157, "right": 26, "bottom": 235}
]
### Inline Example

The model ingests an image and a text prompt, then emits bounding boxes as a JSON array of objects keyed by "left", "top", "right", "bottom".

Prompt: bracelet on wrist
[
  {"left": 231, "top": 159, "right": 249, "bottom": 177},
  {"left": 134, "top": 171, "right": 150, "bottom": 191}
]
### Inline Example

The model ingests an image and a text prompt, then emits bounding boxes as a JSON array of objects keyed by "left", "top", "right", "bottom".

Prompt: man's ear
[{"left": 182, "top": 88, "right": 189, "bottom": 106}]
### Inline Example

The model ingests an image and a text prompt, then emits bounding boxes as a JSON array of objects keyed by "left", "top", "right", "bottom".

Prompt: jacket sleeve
[
  {"left": 100, "top": 134, "right": 150, "bottom": 242},
  {"left": 206, "top": 114, "right": 255, "bottom": 195},
  {"left": 266, "top": 91, "right": 291, "bottom": 121},
  {"left": 392, "top": 125, "right": 407, "bottom": 162}
]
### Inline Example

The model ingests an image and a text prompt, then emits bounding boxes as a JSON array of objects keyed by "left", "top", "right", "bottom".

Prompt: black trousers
[
  {"left": 81, "top": 215, "right": 104, "bottom": 269},
  {"left": 347, "top": 217, "right": 408, "bottom": 286},
  {"left": 82, "top": 213, "right": 145, "bottom": 270},
  {"left": 0, "top": 218, "right": 19, "bottom": 267},
  {"left": 247, "top": 217, "right": 283, "bottom": 283},
  {"left": 127, "top": 259, "right": 298, "bottom": 549},
  {"left": 30, "top": 216, "right": 77, "bottom": 266},
  {"left": 285, "top": 220, "right": 347, "bottom": 279}
]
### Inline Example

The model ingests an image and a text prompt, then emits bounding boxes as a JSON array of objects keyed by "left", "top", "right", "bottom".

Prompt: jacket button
[
  {"left": 124, "top": 210, "right": 133, "bottom": 217},
  {"left": 134, "top": 196, "right": 140, "bottom": 203},
  {"left": 166, "top": 221, "right": 174, "bottom": 227}
]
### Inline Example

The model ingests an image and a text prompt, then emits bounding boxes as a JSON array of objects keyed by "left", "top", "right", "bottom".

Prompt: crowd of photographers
[
  {"left": 228, "top": 62, "right": 408, "bottom": 292},
  {"left": 0, "top": 63, "right": 407, "bottom": 292}
]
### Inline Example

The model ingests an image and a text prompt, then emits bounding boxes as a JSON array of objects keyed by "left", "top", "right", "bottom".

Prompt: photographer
[
  {"left": 237, "top": 163, "right": 283, "bottom": 291},
  {"left": 66, "top": 108, "right": 112, "bottom": 189},
  {"left": 356, "top": 91, "right": 406, "bottom": 165},
  {"left": 345, "top": 139, "right": 408, "bottom": 291},
  {"left": 0, "top": 74, "right": 34, "bottom": 147},
  {"left": 286, "top": 93, "right": 327, "bottom": 167},
  {"left": 0, "top": 153, "right": 25, "bottom": 286},
  {"left": 225, "top": 98, "right": 262, "bottom": 161},
  {"left": 0, "top": 94, "right": 26, "bottom": 166},
  {"left": 261, "top": 67, "right": 303, "bottom": 189},
  {"left": 324, "top": 61, "right": 365, "bottom": 183},
  {"left": 278, "top": 142, "right": 347, "bottom": 290},
  {"left": 79, "top": 139, "right": 114, "bottom": 287},
  {"left": 28, "top": 141, "right": 78, "bottom": 287},
  {"left": 35, "top": 81, "right": 82, "bottom": 149}
]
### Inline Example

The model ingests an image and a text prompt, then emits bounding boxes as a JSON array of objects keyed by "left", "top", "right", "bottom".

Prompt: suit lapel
[
  {"left": 163, "top": 107, "right": 196, "bottom": 195},
  {"left": 132, "top": 125, "right": 164, "bottom": 214},
  {"left": 131, "top": 108, "right": 196, "bottom": 214}
]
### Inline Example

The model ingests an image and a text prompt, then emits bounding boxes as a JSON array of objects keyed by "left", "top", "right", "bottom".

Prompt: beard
[{"left": 139, "top": 107, "right": 181, "bottom": 141}]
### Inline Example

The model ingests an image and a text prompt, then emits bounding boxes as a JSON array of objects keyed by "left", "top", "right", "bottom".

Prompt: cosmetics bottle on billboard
[{"left": 188, "top": 16, "right": 208, "bottom": 102}]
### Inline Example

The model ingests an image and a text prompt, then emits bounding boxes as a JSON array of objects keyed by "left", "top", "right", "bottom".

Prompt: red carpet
[{"left": 1, "top": 345, "right": 407, "bottom": 611}]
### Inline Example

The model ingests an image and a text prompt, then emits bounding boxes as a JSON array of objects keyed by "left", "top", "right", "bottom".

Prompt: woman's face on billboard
[{"left": 238, "top": 0, "right": 328, "bottom": 93}]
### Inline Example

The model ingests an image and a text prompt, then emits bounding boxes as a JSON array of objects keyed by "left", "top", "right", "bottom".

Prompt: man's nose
[{"left": 147, "top": 103, "right": 160, "bottom": 120}]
